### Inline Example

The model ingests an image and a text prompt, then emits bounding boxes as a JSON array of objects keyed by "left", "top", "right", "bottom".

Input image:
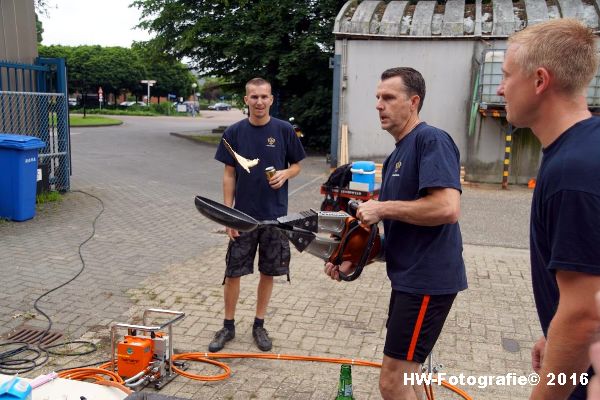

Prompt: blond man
[{"left": 497, "top": 19, "right": 600, "bottom": 400}]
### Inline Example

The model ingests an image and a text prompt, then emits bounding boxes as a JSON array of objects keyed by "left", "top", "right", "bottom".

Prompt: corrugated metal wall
[{"left": 0, "top": 0, "right": 38, "bottom": 63}]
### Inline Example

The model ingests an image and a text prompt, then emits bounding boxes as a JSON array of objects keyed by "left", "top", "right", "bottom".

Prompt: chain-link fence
[{"left": 0, "top": 91, "right": 70, "bottom": 191}]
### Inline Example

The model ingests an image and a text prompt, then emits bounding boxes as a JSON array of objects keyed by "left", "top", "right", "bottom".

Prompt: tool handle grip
[
  {"left": 335, "top": 222, "right": 381, "bottom": 282},
  {"left": 347, "top": 199, "right": 360, "bottom": 217}
]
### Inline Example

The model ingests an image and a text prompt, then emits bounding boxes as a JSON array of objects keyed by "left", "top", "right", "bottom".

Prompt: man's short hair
[
  {"left": 509, "top": 18, "right": 599, "bottom": 95},
  {"left": 245, "top": 77, "right": 271, "bottom": 94},
  {"left": 381, "top": 67, "right": 426, "bottom": 112}
]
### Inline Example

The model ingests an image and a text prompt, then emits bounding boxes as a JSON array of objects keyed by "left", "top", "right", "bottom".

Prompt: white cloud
[{"left": 38, "top": 0, "right": 153, "bottom": 47}]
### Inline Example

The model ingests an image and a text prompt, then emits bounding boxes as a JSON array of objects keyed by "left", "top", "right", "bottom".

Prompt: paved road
[{"left": 0, "top": 112, "right": 539, "bottom": 399}]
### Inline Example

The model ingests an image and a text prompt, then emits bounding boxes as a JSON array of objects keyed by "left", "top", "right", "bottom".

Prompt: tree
[
  {"left": 133, "top": 0, "right": 347, "bottom": 151},
  {"left": 34, "top": 0, "right": 51, "bottom": 15},
  {"left": 38, "top": 44, "right": 196, "bottom": 104},
  {"left": 199, "top": 77, "right": 241, "bottom": 104},
  {"left": 38, "top": 45, "right": 146, "bottom": 101},
  {"left": 89, "top": 46, "right": 147, "bottom": 100},
  {"left": 35, "top": 13, "right": 44, "bottom": 43},
  {"left": 200, "top": 78, "right": 225, "bottom": 103},
  {"left": 34, "top": 0, "right": 51, "bottom": 44},
  {"left": 132, "top": 43, "right": 197, "bottom": 102}
]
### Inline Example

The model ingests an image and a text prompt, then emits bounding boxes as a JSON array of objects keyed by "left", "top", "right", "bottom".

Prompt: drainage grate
[{"left": 6, "top": 327, "right": 63, "bottom": 346}]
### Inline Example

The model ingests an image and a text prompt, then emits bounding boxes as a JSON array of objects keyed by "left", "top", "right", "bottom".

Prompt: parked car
[
  {"left": 179, "top": 101, "right": 199, "bottom": 113},
  {"left": 119, "top": 101, "right": 147, "bottom": 108},
  {"left": 209, "top": 102, "right": 232, "bottom": 111}
]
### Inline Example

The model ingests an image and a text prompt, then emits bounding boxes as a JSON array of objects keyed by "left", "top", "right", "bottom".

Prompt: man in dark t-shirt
[
  {"left": 497, "top": 19, "right": 600, "bottom": 400},
  {"left": 210, "top": 78, "right": 305, "bottom": 353},
  {"left": 325, "top": 67, "right": 467, "bottom": 400}
]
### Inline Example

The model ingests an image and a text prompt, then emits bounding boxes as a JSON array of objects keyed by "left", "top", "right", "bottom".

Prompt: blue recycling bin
[{"left": 0, "top": 134, "right": 46, "bottom": 221}]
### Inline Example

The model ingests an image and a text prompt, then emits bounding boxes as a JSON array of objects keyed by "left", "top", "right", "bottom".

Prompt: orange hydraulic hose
[
  {"left": 423, "top": 382, "right": 433, "bottom": 400},
  {"left": 198, "top": 352, "right": 381, "bottom": 367},
  {"left": 59, "top": 352, "right": 472, "bottom": 399},
  {"left": 95, "top": 380, "right": 133, "bottom": 395},
  {"left": 172, "top": 352, "right": 471, "bottom": 400},
  {"left": 171, "top": 352, "right": 231, "bottom": 381},
  {"left": 57, "top": 366, "right": 124, "bottom": 383}
]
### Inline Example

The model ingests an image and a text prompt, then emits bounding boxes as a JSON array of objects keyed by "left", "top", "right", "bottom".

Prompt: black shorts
[
  {"left": 224, "top": 225, "right": 291, "bottom": 279},
  {"left": 384, "top": 291, "right": 456, "bottom": 364}
]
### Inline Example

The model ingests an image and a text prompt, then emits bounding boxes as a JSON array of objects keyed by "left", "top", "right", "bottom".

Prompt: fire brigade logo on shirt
[
  {"left": 392, "top": 161, "right": 402, "bottom": 177},
  {"left": 267, "top": 137, "right": 276, "bottom": 147}
]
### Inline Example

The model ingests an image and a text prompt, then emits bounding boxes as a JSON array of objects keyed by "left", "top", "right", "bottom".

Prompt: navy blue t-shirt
[
  {"left": 379, "top": 122, "right": 467, "bottom": 295},
  {"left": 531, "top": 116, "right": 600, "bottom": 400},
  {"left": 214, "top": 117, "right": 306, "bottom": 220}
]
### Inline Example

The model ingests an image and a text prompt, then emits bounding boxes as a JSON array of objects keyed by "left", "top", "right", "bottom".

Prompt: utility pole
[{"left": 191, "top": 82, "right": 198, "bottom": 117}]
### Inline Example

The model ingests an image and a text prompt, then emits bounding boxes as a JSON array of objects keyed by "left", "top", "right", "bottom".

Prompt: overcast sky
[{"left": 38, "top": 0, "right": 154, "bottom": 47}]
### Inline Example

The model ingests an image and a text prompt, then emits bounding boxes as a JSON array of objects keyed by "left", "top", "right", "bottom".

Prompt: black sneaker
[
  {"left": 252, "top": 326, "right": 272, "bottom": 351},
  {"left": 208, "top": 327, "right": 235, "bottom": 352}
]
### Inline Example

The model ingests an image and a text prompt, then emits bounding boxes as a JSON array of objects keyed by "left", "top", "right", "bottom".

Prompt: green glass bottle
[{"left": 335, "top": 364, "right": 354, "bottom": 399}]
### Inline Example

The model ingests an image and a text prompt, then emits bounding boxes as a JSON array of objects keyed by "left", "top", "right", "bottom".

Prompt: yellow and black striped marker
[{"left": 501, "top": 132, "right": 512, "bottom": 189}]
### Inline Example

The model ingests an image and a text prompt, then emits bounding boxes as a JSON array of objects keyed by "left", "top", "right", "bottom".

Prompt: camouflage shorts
[{"left": 225, "top": 225, "right": 291, "bottom": 279}]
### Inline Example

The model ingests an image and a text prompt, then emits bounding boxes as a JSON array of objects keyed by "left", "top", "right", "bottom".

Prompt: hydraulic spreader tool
[{"left": 194, "top": 195, "right": 382, "bottom": 281}]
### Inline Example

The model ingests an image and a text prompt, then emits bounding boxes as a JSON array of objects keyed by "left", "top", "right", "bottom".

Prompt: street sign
[{"left": 141, "top": 80, "right": 156, "bottom": 106}]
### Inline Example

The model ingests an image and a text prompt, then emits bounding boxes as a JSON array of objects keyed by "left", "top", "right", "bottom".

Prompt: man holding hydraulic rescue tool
[{"left": 325, "top": 67, "right": 468, "bottom": 400}]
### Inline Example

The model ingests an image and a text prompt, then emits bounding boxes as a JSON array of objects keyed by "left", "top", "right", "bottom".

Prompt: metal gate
[{"left": 0, "top": 57, "right": 70, "bottom": 191}]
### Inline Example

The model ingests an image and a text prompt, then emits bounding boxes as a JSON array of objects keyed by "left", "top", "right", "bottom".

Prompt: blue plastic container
[
  {"left": 0, "top": 376, "right": 32, "bottom": 400},
  {"left": 351, "top": 161, "right": 376, "bottom": 191},
  {"left": 0, "top": 134, "right": 46, "bottom": 221}
]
